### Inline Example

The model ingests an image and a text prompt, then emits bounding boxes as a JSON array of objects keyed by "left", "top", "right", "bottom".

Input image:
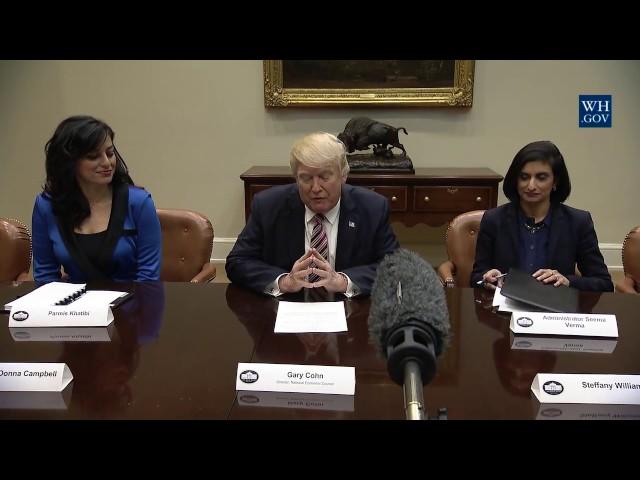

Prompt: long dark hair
[
  {"left": 43, "top": 115, "right": 134, "bottom": 228},
  {"left": 503, "top": 140, "right": 571, "bottom": 204}
]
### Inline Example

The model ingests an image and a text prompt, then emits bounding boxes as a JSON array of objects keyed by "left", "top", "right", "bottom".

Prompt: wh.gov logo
[{"left": 579, "top": 95, "right": 612, "bottom": 128}]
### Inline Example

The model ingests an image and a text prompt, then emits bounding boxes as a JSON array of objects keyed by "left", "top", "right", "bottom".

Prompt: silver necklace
[{"left": 524, "top": 219, "right": 545, "bottom": 234}]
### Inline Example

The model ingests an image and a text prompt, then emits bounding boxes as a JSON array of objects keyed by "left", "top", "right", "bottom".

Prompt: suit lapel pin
[{"left": 348, "top": 221, "right": 356, "bottom": 228}]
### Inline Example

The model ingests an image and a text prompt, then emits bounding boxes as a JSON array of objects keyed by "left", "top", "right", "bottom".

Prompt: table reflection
[{"left": 58, "top": 282, "right": 165, "bottom": 415}]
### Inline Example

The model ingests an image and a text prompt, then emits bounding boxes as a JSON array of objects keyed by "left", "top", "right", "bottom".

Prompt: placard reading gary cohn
[{"left": 235, "top": 363, "right": 355, "bottom": 395}]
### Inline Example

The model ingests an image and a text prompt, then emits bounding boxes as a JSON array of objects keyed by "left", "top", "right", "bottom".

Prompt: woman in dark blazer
[
  {"left": 32, "top": 115, "right": 161, "bottom": 283},
  {"left": 470, "top": 140, "right": 613, "bottom": 292}
]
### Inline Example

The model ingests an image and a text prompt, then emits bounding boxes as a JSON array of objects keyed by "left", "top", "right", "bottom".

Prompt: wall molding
[
  {"left": 212, "top": 238, "right": 624, "bottom": 270},
  {"left": 599, "top": 243, "right": 623, "bottom": 271},
  {"left": 212, "top": 237, "right": 237, "bottom": 263}
]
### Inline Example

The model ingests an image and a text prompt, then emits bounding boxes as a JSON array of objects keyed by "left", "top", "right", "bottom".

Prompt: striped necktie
[{"left": 309, "top": 214, "right": 328, "bottom": 282}]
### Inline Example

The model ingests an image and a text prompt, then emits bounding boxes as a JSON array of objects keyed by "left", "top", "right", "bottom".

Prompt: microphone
[{"left": 368, "top": 248, "right": 450, "bottom": 420}]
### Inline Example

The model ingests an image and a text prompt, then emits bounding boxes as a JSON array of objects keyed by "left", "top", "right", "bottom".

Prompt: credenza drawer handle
[
  {"left": 447, "top": 188, "right": 458, "bottom": 194},
  {"left": 476, "top": 196, "right": 482, "bottom": 202},
  {"left": 424, "top": 196, "right": 430, "bottom": 202},
  {"left": 391, "top": 196, "right": 397, "bottom": 202}
]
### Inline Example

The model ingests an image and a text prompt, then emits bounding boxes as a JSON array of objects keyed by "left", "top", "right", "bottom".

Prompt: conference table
[{"left": 1, "top": 281, "right": 639, "bottom": 420}]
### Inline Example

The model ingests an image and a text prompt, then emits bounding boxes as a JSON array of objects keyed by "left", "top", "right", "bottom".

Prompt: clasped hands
[
  {"left": 278, "top": 248, "right": 347, "bottom": 294},
  {"left": 482, "top": 268, "right": 569, "bottom": 290}
]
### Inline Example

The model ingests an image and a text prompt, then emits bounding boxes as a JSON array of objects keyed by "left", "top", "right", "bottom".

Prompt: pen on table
[{"left": 476, "top": 273, "right": 508, "bottom": 285}]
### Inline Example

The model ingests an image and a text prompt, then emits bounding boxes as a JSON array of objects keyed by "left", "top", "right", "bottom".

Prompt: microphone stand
[{"left": 403, "top": 360, "right": 425, "bottom": 420}]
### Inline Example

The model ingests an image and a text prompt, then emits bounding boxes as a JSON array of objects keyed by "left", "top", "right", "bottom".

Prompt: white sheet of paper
[
  {"left": 4, "top": 282, "right": 86, "bottom": 311},
  {"left": 492, "top": 286, "right": 506, "bottom": 307},
  {"left": 494, "top": 287, "right": 545, "bottom": 313},
  {"left": 274, "top": 301, "right": 347, "bottom": 333},
  {"left": 4, "top": 283, "right": 127, "bottom": 313}
]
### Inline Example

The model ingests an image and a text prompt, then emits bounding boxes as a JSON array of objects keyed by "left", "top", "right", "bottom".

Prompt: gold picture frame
[{"left": 264, "top": 60, "right": 475, "bottom": 108}]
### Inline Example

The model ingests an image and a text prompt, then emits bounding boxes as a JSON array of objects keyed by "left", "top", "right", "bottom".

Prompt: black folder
[{"left": 500, "top": 268, "right": 579, "bottom": 313}]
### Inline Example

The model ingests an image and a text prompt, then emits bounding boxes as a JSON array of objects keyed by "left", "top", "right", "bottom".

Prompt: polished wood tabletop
[{"left": 1, "top": 281, "right": 639, "bottom": 420}]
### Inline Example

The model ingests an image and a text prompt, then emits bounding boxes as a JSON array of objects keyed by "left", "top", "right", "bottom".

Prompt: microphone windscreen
[{"left": 368, "top": 248, "right": 450, "bottom": 355}]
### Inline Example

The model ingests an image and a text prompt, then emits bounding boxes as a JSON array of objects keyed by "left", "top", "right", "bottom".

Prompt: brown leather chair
[
  {"left": 616, "top": 225, "right": 640, "bottom": 294},
  {"left": 0, "top": 217, "right": 32, "bottom": 282},
  {"left": 437, "top": 210, "right": 485, "bottom": 288},
  {"left": 157, "top": 209, "right": 216, "bottom": 283}
]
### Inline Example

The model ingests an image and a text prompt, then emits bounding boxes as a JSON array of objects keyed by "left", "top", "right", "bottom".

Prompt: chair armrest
[
  {"left": 437, "top": 260, "right": 457, "bottom": 287},
  {"left": 616, "top": 275, "right": 639, "bottom": 294},
  {"left": 191, "top": 263, "right": 217, "bottom": 283},
  {"left": 16, "top": 271, "right": 32, "bottom": 282}
]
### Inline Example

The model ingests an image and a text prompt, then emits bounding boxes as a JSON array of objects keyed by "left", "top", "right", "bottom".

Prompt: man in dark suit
[{"left": 226, "top": 132, "right": 399, "bottom": 296}]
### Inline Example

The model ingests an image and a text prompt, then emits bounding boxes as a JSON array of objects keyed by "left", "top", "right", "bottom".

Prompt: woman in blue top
[{"left": 32, "top": 115, "right": 162, "bottom": 283}]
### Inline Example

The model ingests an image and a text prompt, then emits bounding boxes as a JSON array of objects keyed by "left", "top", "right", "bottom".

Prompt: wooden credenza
[{"left": 240, "top": 167, "right": 503, "bottom": 227}]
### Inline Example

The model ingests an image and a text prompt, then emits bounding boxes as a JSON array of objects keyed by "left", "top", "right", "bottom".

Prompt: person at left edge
[
  {"left": 32, "top": 115, "right": 161, "bottom": 283},
  {"left": 226, "top": 132, "right": 399, "bottom": 296}
]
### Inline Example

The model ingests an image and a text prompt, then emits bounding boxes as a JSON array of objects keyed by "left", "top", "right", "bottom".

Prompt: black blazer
[
  {"left": 470, "top": 202, "right": 613, "bottom": 292},
  {"left": 225, "top": 183, "right": 399, "bottom": 295}
]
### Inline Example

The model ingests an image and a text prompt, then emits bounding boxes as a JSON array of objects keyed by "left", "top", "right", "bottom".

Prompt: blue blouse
[
  {"left": 517, "top": 208, "right": 552, "bottom": 274},
  {"left": 32, "top": 186, "right": 162, "bottom": 283}
]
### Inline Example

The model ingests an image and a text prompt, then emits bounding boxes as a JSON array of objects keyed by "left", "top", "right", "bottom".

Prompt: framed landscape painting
[{"left": 264, "top": 60, "right": 475, "bottom": 107}]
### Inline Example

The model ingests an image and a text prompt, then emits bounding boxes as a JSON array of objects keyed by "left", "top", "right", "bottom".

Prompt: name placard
[
  {"left": 0, "top": 363, "right": 73, "bottom": 392},
  {"left": 536, "top": 402, "right": 640, "bottom": 420},
  {"left": 9, "top": 305, "right": 114, "bottom": 327},
  {"left": 511, "top": 335, "right": 617, "bottom": 354},
  {"left": 532, "top": 373, "right": 640, "bottom": 405},
  {"left": 0, "top": 389, "right": 72, "bottom": 410},
  {"left": 237, "top": 390, "right": 354, "bottom": 412},
  {"left": 236, "top": 363, "right": 355, "bottom": 395},
  {"left": 510, "top": 312, "right": 618, "bottom": 337},
  {"left": 9, "top": 326, "right": 114, "bottom": 342}
]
